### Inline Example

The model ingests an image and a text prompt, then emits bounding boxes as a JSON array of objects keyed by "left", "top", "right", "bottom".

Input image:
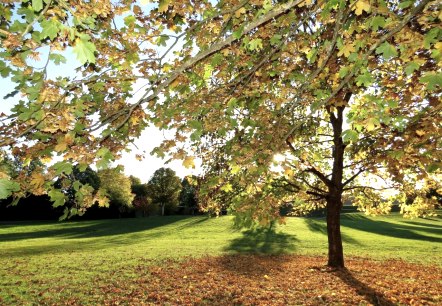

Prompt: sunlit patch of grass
[{"left": 0, "top": 213, "right": 440, "bottom": 304}]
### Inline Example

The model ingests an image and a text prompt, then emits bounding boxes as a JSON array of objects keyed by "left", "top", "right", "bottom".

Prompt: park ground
[{"left": 0, "top": 213, "right": 441, "bottom": 305}]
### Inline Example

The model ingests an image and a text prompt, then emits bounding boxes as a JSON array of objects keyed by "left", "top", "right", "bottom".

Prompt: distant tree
[
  {"left": 55, "top": 165, "right": 104, "bottom": 217},
  {"left": 98, "top": 167, "right": 134, "bottom": 213},
  {"left": 129, "top": 175, "right": 142, "bottom": 186},
  {"left": 147, "top": 168, "right": 181, "bottom": 216},
  {"left": 131, "top": 178, "right": 158, "bottom": 216},
  {"left": 179, "top": 176, "right": 199, "bottom": 214}
]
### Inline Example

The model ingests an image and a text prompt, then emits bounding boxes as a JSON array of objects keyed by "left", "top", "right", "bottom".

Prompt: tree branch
[{"left": 342, "top": 167, "right": 366, "bottom": 187}]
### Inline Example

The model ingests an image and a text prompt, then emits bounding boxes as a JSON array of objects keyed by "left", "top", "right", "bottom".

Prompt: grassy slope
[{"left": 0, "top": 213, "right": 441, "bottom": 304}]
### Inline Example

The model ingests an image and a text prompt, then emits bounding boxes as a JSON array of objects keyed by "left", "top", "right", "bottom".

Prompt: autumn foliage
[{"left": 31, "top": 255, "right": 442, "bottom": 305}]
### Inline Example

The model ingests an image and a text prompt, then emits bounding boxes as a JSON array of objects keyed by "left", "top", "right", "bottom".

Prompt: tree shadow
[
  {"left": 398, "top": 220, "right": 441, "bottom": 229},
  {"left": 224, "top": 227, "right": 298, "bottom": 255},
  {"left": 0, "top": 216, "right": 208, "bottom": 242},
  {"left": 303, "top": 218, "right": 361, "bottom": 245},
  {"left": 333, "top": 268, "right": 394, "bottom": 306},
  {"left": 215, "top": 254, "right": 293, "bottom": 277},
  {"left": 341, "top": 214, "right": 442, "bottom": 243}
]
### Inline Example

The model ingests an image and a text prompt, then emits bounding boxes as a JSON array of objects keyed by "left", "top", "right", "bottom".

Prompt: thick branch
[{"left": 305, "top": 168, "right": 332, "bottom": 187}]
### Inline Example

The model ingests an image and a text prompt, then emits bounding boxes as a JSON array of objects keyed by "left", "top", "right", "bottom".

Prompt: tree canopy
[
  {"left": 147, "top": 167, "right": 182, "bottom": 216},
  {"left": 0, "top": 0, "right": 441, "bottom": 266},
  {"left": 98, "top": 166, "right": 134, "bottom": 212}
]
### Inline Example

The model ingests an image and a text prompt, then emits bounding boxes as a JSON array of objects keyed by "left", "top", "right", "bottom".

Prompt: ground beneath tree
[{"left": 43, "top": 255, "right": 441, "bottom": 305}]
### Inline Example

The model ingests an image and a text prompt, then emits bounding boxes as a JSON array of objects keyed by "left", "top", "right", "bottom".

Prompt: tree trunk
[
  {"left": 326, "top": 102, "right": 348, "bottom": 268},
  {"left": 326, "top": 196, "right": 344, "bottom": 268},
  {"left": 161, "top": 204, "right": 165, "bottom": 216}
]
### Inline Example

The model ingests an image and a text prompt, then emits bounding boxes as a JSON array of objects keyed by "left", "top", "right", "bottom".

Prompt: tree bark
[
  {"left": 325, "top": 101, "right": 348, "bottom": 268},
  {"left": 326, "top": 195, "right": 344, "bottom": 268}
]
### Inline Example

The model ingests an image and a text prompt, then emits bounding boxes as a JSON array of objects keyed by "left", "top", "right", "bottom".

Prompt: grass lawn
[{"left": 0, "top": 213, "right": 441, "bottom": 305}]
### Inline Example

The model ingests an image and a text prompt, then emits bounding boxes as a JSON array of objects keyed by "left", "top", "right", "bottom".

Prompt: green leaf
[
  {"left": 211, "top": 53, "right": 224, "bottom": 66},
  {"left": 0, "top": 178, "right": 20, "bottom": 199},
  {"left": 233, "top": 27, "right": 244, "bottom": 39},
  {"left": 96, "top": 147, "right": 114, "bottom": 169},
  {"left": 203, "top": 64, "right": 213, "bottom": 80},
  {"left": 248, "top": 38, "right": 263, "bottom": 51},
  {"left": 356, "top": 71, "right": 374, "bottom": 87},
  {"left": 419, "top": 72, "right": 442, "bottom": 91},
  {"left": 52, "top": 161, "right": 73, "bottom": 175},
  {"left": 426, "top": 163, "right": 441, "bottom": 173},
  {"left": 156, "top": 35, "right": 169, "bottom": 46},
  {"left": 375, "top": 42, "right": 398, "bottom": 60},
  {"left": 32, "top": 0, "right": 43, "bottom": 11},
  {"left": 221, "top": 183, "right": 233, "bottom": 192},
  {"left": 124, "top": 15, "right": 136, "bottom": 26},
  {"left": 338, "top": 66, "right": 350, "bottom": 78},
  {"left": 40, "top": 18, "right": 60, "bottom": 40},
  {"left": 270, "top": 34, "right": 282, "bottom": 46},
  {"left": 48, "top": 189, "right": 66, "bottom": 207},
  {"left": 73, "top": 36, "right": 97, "bottom": 64},
  {"left": 342, "top": 129, "right": 359, "bottom": 143},
  {"left": 49, "top": 53, "right": 67, "bottom": 65},
  {"left": 404, "top": 61, "right": 420, "bottom": 76},
  {"left": 398, "top": 1, "right": 412, "bottom": 9},
  {"left": 370, "top": 16, "right": 386, "bottom": 31},
  {"left": 423, "top": 28, "right": 440, "bottom": 49}
]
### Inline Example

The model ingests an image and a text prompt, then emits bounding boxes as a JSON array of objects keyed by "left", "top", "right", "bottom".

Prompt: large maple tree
[{"left": 0, "top": 0, "right": 441, "bottom": 267}]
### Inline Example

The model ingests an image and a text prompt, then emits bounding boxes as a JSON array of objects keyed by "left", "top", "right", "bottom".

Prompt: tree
[
  {"left": 98, "top": 166, "right": 134, "bottom": 213},
  {"left": 130, "top": 176, "right": 158, "bottom": 216},
  {"left": 179, "top": 176, "right": 199, "bottom": 214},
  {"left": 55, "top": 165, "right": 105, "bottom": 218},
  {"left": 147, "top": 168, "right": 181, "bottom": 216},
  {"left": 0, "top": 0, "right": 441, "bottom": 267}
]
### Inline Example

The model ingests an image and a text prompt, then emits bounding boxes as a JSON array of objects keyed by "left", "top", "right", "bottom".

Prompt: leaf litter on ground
[{"left": 32, "top": 254, "right": 441, "bottom": 305}]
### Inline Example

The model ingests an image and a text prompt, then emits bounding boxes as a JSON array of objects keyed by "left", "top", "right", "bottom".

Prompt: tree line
[{"left": 0, "top": 153, "right": 198, "bottom": 220}]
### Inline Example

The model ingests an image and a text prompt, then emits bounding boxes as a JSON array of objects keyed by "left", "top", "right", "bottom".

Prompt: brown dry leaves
[{"left": 91, "top": 255, "right": 442, "bottom": 306}]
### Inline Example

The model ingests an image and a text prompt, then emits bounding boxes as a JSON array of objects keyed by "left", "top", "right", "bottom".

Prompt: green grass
[{"left": 0, "top": 213, "right": 441, "bottom": 304}]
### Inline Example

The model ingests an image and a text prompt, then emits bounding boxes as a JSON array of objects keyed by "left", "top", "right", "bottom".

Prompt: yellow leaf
[
  {"left": 140, "top": 0, "right": 150, "bottom": 5},
  {"left": 416, "top": 130, "right": 425, "bottom": 136},
  {"left": 0, "top": 171, "right": 9, "bottom": 179},
  {"left": 284, "top": 168, "right": 293, "bottom": 177},
  {"left": 355, "top": 0, "right": 371, "bottom": 15},
  {"left": 183, "top": 156, "right": 195, "bottom": 169},
  {"left": 170, "top": 78, "right": 180, "bottom": 89},
  {"left": 235, "top": 7, "right": 246, "bottom": 18},
  {"left": 55, "top": 140, "right": 67, "bottom": 152},
  {"left": 337, "top": 43, "right": 356, "bottom": 58},
  {"left": 30, "top": 173, "right": 45, "bottom": 189},
  {"left": 158, "top": 0, "right": 170, "bottom": 13},
  {"left": 298, "top": 0, "right": 313, "bottom": 7}
]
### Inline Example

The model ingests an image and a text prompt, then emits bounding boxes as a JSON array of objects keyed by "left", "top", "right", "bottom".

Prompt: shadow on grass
[
  {"left": 333, "top": 268, "right": 394, "bottom": 306},
  {"left": 303, "top": 218, "right": 361, "bottom": 245},
  {"left": 341, "top": 214, "right": 442, "bottom": 243},
  {"left": 0, "top": 216, "right": 209, "bottom": 242},
  {"left": 1, "top": 216, "right": 211, "bottom": 257},
  {"left": 225, "top": 227, "right": 298, "bottom": 255}
]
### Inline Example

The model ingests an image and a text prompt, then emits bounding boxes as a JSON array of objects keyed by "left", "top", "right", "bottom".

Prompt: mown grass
[{"left": 0, "top": 213, "right": 440, "bottom": 304}]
